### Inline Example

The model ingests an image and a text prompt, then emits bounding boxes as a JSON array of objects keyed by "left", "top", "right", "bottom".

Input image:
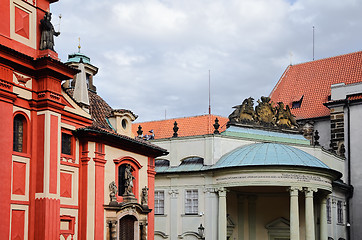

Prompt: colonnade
[
  {"left": 217, "top": 186, "right": 329, "bottom": 240},
  {"left": 289, "top": 187, "right": 328, "bottom": 240}
]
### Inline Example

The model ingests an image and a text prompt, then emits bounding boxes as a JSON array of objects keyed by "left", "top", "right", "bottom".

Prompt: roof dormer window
[{"left": 292, "top": 95, "right": 303, "bottom": 109}]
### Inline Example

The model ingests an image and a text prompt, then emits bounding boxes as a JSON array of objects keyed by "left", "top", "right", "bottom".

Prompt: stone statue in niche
[
  {"left": 109, "top": 181, "right": 118, "bottom": 202},
  {"left": 39, "top": 12, "right": 60, "bottom": 51},
  {"left": 124, "top": 164, "right": 135, "bottom": 196},
  {"left": 141, "top": 187, "right": 149, "bottom": 205}
]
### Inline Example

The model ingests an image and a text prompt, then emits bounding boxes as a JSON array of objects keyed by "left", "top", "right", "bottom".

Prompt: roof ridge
[
  {"left": 269, "top": 65, "right": 291, "bottom": 97},
  {"left": 135, "top": 114, "right": 227, "bottom": 124},
  {"left": 289, "top": 50, "right": 362, "bottom": 67}
]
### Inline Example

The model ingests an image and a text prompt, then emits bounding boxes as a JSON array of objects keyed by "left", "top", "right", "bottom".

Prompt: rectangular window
[
  {"left": 96, "top": 143, "right": 103, "bottom": 153},
  {"left": 61, "top": 132, "right": 72, "bottom": 155},
  {"left": 185, "top": 189, "right": 198, "bottom": 215},
  {"left": 337, "top": 200, "right": 343, "bottom": 224},
  {"left": 327, "top": 198, "right": 331, "bottom": 223},
  {"left": 155, "top": 191, "right": 165, "bottom": 215}
]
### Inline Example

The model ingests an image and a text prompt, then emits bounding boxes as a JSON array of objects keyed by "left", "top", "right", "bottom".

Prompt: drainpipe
[{"left": 346, "top": 99, "right": 351, "bottom": 240}]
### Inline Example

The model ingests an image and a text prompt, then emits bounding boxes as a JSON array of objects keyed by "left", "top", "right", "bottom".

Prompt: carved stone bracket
[
  {"left": 168, "top": 189, "right": 179, "bottom": 198},
  {"left": 204, "top": 187, "right": 216, "bottom": 194}
]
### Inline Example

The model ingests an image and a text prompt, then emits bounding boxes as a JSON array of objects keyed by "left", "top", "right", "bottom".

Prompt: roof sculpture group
[{"left": 228, "top": 96, "right": 298, "bottom": 129}]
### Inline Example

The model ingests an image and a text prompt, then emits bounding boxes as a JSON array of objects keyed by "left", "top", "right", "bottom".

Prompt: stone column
[
  {"left": 168, "top": 189, "right": 179, "bottom": 240},
  {"left": 218, "top": 188, "right": 227, "bottom": 240},
  {"left": 289, "top": 187, "right": 301, "bottom": 240},
  {"left": 305, "top": 188, "right": 317, "bottom": 240},
  {"left": 320, "top": 196, "right": 328, "bottom": 240},
  {"left": 106, "top": 220, "right": 117, "bottom": 240}
]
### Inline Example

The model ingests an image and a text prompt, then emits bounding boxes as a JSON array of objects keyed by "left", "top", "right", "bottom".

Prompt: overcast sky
[{"left": 51, "top": 0, "right": 362, "bottom": 122}]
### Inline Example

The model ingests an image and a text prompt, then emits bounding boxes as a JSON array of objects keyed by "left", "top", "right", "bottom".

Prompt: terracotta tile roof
[
  {"left": 73, "top": 125, "right": 167, "bottom": 155},
  {"left": 269, "top": 51, "right": 362, "bottom": 119},
  {"left": 348, "top": 94, "right": 362, "bottom": 101},
  {"left": 66, "top": 88, "right": 113, "bottom": 130},
  {"left": 132, "top": 114, "right": 229, "bottom": 139},
  {"left": 65, "top": 88, "right": 167, "bottom": 155},
  {"left": 325, "top": 93, "right": 362, "bottom": 106}
]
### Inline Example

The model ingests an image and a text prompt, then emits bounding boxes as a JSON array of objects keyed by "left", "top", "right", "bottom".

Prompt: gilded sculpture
[
  {"left": 228, "top": 96, "right": 298, "bottom": 129},
  {"left": 228, "top": 97, "right": 256, "bottom": 123},
  {"left": 255, "top": 96, "right": 276, "bottom": 125},
  {"left": 276, "top": 102, "right": 298, "bottom": 128}
]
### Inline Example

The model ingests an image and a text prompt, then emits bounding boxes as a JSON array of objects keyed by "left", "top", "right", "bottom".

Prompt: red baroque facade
[{"left": 0, "top": 0, "right": 167, "bottom": 239}]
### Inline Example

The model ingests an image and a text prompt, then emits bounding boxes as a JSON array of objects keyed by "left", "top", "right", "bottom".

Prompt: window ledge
[
  {"left": 181, "top": 214, "right": 200, "bottom": 217},
  {"left": 155, "top": 214, "right": 167, "bottom": 217},
  {"left": 12, "top": 152, "right": 30, "bottom": 158}
]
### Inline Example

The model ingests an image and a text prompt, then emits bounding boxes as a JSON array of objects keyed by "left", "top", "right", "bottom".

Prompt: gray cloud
[{"left": 51, "top": 0, "right": 362, "bottom": 122}]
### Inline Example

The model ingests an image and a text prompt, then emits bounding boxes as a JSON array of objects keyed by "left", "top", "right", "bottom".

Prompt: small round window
[{"left": 122, "top": 119, "right": 127, "bottom": 129}]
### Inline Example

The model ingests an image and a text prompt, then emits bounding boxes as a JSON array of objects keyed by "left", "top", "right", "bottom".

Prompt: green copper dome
[
  {"left": 212, "top": 143, "right": 329, "bottom": 170},
  {"left": 67, "top": 52, "right": 91, "bottom": 64}
]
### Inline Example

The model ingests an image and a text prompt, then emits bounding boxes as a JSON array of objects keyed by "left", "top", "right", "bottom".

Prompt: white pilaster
[
  {"left": 204, "top": 188, "right": 217, "bottom": 239},
  {"left": 168, "top": 189, "right": 179, "bottom": 240},
  {"left": 218, "top": 188, "right": 227, "bottom": 240}
]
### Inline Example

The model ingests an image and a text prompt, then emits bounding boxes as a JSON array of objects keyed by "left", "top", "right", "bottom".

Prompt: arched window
[{"left": 13, "top": 114, "right": 27, "bottom": 153}]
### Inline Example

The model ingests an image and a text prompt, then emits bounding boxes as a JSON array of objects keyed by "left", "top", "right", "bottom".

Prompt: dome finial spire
[{"left": 78, "top": 37, "right": 81, "bottom": 53}]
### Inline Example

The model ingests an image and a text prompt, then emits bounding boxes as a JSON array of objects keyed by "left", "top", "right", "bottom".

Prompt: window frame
[
  {"left": 61, "top": 129, "right": 76, "bottom": 161},
  {"left": 337, "top": 200, "right": 343, "bottom": 224},
  {"left": 327, "top": 198, "right": 331, "bottom": 223},
  {"left": 12, "top": 112, "right": 29, "bottom": 156},
  {"left": 185, "top": 189, "right": 198, "bottom": 215},
  {"left": 155, "top": 190, "right": 165, "bottom": 215}
]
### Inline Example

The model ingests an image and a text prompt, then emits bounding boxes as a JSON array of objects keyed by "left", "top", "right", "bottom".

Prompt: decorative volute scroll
[{"left": 228, "top": 96, "right": 299, "bottom": 130}]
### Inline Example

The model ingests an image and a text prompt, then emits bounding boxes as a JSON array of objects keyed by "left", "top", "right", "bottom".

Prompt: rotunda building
[{"left": 150, "top": 97, "right": 349, "bottom": 240}]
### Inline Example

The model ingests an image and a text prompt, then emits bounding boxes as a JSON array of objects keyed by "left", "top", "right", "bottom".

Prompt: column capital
[
  {"left": 304, "top": 187, "right": 318, "bottom": 198},
  {"left": 289, "top": 186, "right": 302, "bottom": 196},
  {"left": 217, "top": 187, "right": 227, "bottom": 197}
]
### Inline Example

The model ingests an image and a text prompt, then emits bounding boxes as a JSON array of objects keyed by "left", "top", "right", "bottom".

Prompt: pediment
[{"left": 265, "top": 217, "right": 290, "bottom": 230}]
